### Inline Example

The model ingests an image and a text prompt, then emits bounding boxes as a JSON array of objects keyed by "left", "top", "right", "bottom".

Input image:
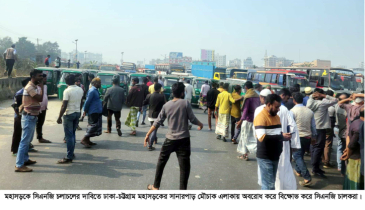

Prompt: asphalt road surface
[{"left": 0, "top": 97, "right": 344, "bottom": 190}]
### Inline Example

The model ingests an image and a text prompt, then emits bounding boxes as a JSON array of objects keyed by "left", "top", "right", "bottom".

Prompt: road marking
[{"left": 195, "top": 175, "right": 200, "bottom": 178}]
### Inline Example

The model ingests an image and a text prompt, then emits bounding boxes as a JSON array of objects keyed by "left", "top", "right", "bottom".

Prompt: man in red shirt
[
  {"left": 44, "top": 55, "right": 50, "bottom": 67},
  {"left": 146, "top": 76, "right": 153, "bottom": 86}
]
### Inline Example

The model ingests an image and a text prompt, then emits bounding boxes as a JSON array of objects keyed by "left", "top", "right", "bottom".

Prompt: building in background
[
  {"left": 169, "top": 52, "right": 183, "bottom": 64},
  {"left": 192, "top": 61, "right": 216, "bottom": 66},
  {"left": 292, "top": 59, "right": 331, "bottom": 68},
  {"left": 215, "top": 54, "right": 226, "bottom": 67},
  {"left": 149, "top": 58, "right": 169, "bottom": 65},
  {"left": 201, "top": 49, "right": 215, "bottom": 61},
  {"left": 264, "top": 54, "right": 293, "bottom": 67},
  {"left": 359, "top": 62, "right": 364, "bottom": 69},
  {"left": 229, "top": 58, "right": 242, "bottom": 68},
  {"left": 243, "top": 57, "right": 254, "bottom": 69}
]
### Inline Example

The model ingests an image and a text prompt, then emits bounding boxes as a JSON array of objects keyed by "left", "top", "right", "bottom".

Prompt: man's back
[
  {"left": 5, "top": 48, "right": 16, "bottom": 59},
  {"left": 207, "top": 88, "right": 220, "bottom": 109},
  {"left": 149, "top": 93, "right": 165, "bottom": 118},
  {"left": 64, "top": 85, "right": 84, "bottom": 115},
  {"left": 307, "top": 95, "right": 337, "bottom": 129},
  {"left": 216, "top": 91, "right": 234, "bottom": 114},
  {"left": 185, "top": 84, "right": 193, "bottom": 99},
  {"left": 106, "top": 85, "right": 125, "bottom": 111},
  {"left": 291, "top": 105, "right": 314, "bottom": 137},
  {"left": 153, "top": 99, "right": 199, "bottom": 140},
  {"left": 201, "top": 84, "right": 210, "bottom": 95}
]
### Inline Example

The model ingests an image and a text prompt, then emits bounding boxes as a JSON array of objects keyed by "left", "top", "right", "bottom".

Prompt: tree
[
  {"left": 14, "top": 37, "right": 36, "bottom": 60},
  {"left": 253, "top": 65, "right": 258, "bottom": 69},
  {"left": 37, "top": 41, "right": 61, "bottom": 60}
]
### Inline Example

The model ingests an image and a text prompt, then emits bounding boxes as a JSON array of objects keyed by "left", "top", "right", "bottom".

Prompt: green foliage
[
  {"left": 15, "top": 37, "right": 36, "bottom": 59},
  {"left": 37, "top": 41, "right": 61, "bottom": 59},
  {"left": 0, "top": 36, "right": 14, "bottom": 54}
]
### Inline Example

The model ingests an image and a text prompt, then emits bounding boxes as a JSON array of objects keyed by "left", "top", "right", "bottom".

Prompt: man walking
[
  {"left": 206, "top": 82, "right": 220, "bottom": 131},
  {"left": 3, "top": 44, "right": 17, "bottom": 78},
  {"left": 103, "top": 75, "right": 125, "bottom": 136},
  {"left": 11, "top": 78, "right": 31, "bottom": 155},
  {"left": 143, "top": 83, "right": 166, "bottom": 151},
  {"left": 200, "top": 80, "right": 210, "bottom": 111},
  {"left": 307, "top": 88, "right": 338, "bottom": 177},
  {"left": 145, "top": 82, "right": 203, "bottom": 190},
  {"left": 254, "top": 84, "right": 263, "bottom": 95},
  {"left": 236, "top": 81, "right": 260, "bottom": 159},
  {"left": 215, "top": 83, "right": 238, "bottom": 142},
  {"left": 81, "top": 78, "right": 103, "bottom": 148},
  {"left": 35, "top": 74, "right": 52, "bottom": 143},
  {"left": 254, "top": 94, "right": 284, "bottom": 190},
  {"left": 230, "top": 85, "right": 243, "bottom": 143},
  {"left": 67, "top": 59, "right": 71, "bottom": 68},
  {"left": 15, "top": 69, "right": 44, "bottom": 172},
  {"left": 137, "top": 78, "right": 149, "bottom": 126},
  {"left": 185, "top": 80, "right": 194, "bottom": 129},
  {"left": 291, "top": 92, "right": 316, "bottom": 186},
  {"left": 44, "top": 55, "right": 50, "bottom": 67},
  {"left": 303, "top": 87, "right": 312, "bottom": 106},
  {"left": 56, "top": 74, "right": 84, "bottom": 163},
  {"left": 126, "top": 78, "right": 145, "bottom": 135},
  {"left": 323, "top": 90, "right": 336, "bottom": 168}
]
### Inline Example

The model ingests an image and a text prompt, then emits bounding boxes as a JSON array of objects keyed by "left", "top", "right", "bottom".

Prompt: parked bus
[
  {"left": 247, "top": 68, "right": 309, "bottom": 93},
  {"left": 307, "top": 68, "right": 362, "bottom": 93},
  {"left": 120, "top": 62, "right": 137, "bottom": 73},
  {"left": 226, "top": 68, "right": 247, "bottom": 78},
  {"left": 155, "top": 64, "right": 170, "bottom": 74},
  {"left": 232, "top": 72, "right": 248, "bottom": 80},
  {"left": 143, "top": 69, "right": 156, "bottom": 74},
  {"left": 170, "top": 64, "right": 185, "bottom": 74}
]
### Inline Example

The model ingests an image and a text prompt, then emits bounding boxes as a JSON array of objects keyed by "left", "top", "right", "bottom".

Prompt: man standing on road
[
  {"left": 15, "top": 69, "right": 44, "bottom": 172},
  {"left": 145, "top": 82, "right": 203, "bottom": 190},
  {"left": 126, "top": 77, "right": 145, "bottom": 136},
  {"left": 81, "top": 78, "right": 103, "bottom": 148},
  {"left": 230, "top": 85, "right": 243, "bottom": 143},
  {"left": 44, "top": 55, "right": 50, "bottom": 67},
  {"left": 185, "top": 80, "right": 194, "bottom": 129},
  {"left": 67, "top": 59, "right": 71, "bottom": 68},
  {"left": 335, "top": 93, "right": 349, "bottom": 175},
  {"left": 137, "top": 77, "right": 149, "bottom": 126},
  {"left": 11, "top": 77, "right": 31, "bottom": 156},
  {"left": 275, "top": 88, "right": 300, "bottom": 190},
  {"left": 215, "top": 83, "right": 238, "bottom": 142},
  {"left": 103, "top": 75, "right": 125, "bottom": 136},
  {"left": 158, "top": 76, "right": 164, "bottom": 87},
  {"left": 143, "top": 83, "right": 166, "bottom": 151},
  {"left": 3, "top": 44, "right": 17, "bottom": 78},
  {"left": 323, "top": 90, "right": 336, "bottom": 169},
  {"left": 303, "top": 87, "right": 312, "bottom": 106},
  {"left": 254, "top": 94, "right": 284, "bottom": 190},
  {"left": 149, "top": 77, "right": 163, "bottom": 94},
  {"left": 76, "top": 61, "right": 80, "bottom": 69},
  {"left": 56, "top": 74, "right": 84, "bottom": 163},
  {"left": 291, "top": 92, "right": 316, "bottom": 186},
  {"left": 206, "top": 82, "right": 220, "bottom": 131},
  {"left": 306, "top": 88, "right": 338, "bottom": 177},
  {"left": 36, "top": 74, "right": 52, "bottom": 144},
  {"left": 236, "top": 81, "right": 260, "bottom": 159},
  {"left": 200, "top": 80, "right": 210, "bottom": 111}
]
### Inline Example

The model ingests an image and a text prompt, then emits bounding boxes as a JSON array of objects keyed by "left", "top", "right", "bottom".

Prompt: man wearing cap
[
  {"left": 103, "top": 75, "right": 125, "bottom": 136},
  {"left": 303, "top": 87, "right": 312, "bottom": 106},
  {"left": 265, "top": 85, "right": 275, "bottom": 94},
  {"left": 338, "top": 93, "right": 365, "bottom": 145},
  {"left": 254, "top": 84, "right": 263, "bottom": 95}
]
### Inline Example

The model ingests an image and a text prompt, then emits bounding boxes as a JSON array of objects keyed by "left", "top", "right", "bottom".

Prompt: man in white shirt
[
  {"left": 56, "top": 74, "right": 84, "bottom": 164},
  {"left": 200, "top": 80, "right": 210, "bottom": 111},
  {"left": 3, "top": 44, "right": 17, "bottom": 78},
  {"left": 185, "top": 80, "right": 194, "bottom": 129}
]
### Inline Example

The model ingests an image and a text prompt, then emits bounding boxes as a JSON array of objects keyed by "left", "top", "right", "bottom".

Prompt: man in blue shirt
[
  {"left": 303, "top": 87, "right": 312, "bottom": 106},
  {"left": 81, "top": 78, "right": 102, "bottom": 148}
]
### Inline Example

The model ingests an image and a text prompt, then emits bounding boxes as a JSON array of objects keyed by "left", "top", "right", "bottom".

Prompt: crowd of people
[{"left": 9, "top": 68, "right": 364, "bottom": 191}]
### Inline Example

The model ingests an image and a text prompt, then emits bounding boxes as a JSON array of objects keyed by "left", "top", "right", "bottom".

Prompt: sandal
[
  {"left": 244, "top": 155, "right": 249, "bottom": 161},
  {"left": 147, "top": 184, "right": 158, "bottom": 190},
  {"left": 130, "top": 131, "right": 136, "bottom": 136},
  {"left": 294, "top": 170, "right": 301, "bottom": 177},
  {"left": 57, "top": 158, "right": 72, "bottom": 164},
  {"left": 237, "top": 155, "right": 244, "bottom": 160}
]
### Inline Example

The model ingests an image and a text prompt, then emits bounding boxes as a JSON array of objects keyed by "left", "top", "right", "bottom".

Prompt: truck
[
  {"left": 191, "top": 65, "right": 227, "bottom": 80},
  {"left": 226, "top": 68, "right": 248, "bottom": 79}
]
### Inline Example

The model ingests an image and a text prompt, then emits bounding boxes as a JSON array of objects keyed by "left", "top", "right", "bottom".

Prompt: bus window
[
  {"left": 259, "top": 74, "right": 265, "bottom": 82},
  {"left": 271, "top": 74, "right": 277, "bottom": 83},
  {"left": 254, "top": 73, "right": 259, "bottom": 81},
  {"left": 283, "top": 75, "right": 287, "bottom": 86},
  {"left": 278, "top": 75, "right": 284, "bottom": 85},
  {"left": 265, "top": 74, "right": 272, "bottom": 83},
  {"left": 248, "top": 73, "right": 253, "bottom": 80}
]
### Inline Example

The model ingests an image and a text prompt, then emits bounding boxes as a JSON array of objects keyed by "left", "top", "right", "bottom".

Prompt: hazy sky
[{"left": 0, "top": 0, "right": 363, "bottom": 67}]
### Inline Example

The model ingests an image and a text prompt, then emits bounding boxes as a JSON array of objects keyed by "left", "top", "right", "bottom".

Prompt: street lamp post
[
  {"left": 84, "top": 51, "right": 87, "bottom": 64},
  {"left": 121, "top": 52, "right": 124, "bottom": 65},
  {"left": 75, "top": 39, "right": 78, "bottom": 62}
]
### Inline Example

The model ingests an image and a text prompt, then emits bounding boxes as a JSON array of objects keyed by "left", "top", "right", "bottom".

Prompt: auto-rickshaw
[
  {"left": 36, "top": 67, "right": 62, "bottom": 96},
  {"left": 96, "top": 71, "right": 119, "bottom": 99},
  {"left": 192, "top": 77, "right": 211, "bottom": 106},
  {"left": 128, "top": 73, "right": 149, "bottom": 90},
  {"left": 162, "top": 75, "right": 180, "bottom": 100},
  {"left": 57, "top": 69, "right": 87, "bottom": 100}
]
